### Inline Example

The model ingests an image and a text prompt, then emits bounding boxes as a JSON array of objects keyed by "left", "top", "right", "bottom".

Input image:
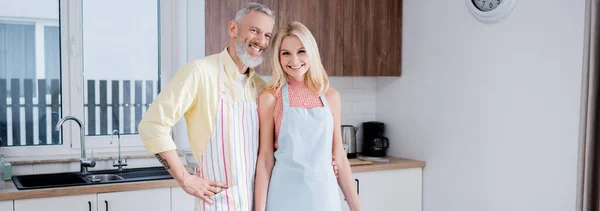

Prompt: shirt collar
[{"left": 220, "top": 48, "right": 256, "bottom": 79}]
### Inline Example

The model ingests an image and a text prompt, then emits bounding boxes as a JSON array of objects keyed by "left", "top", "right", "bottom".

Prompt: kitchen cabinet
[
  {"left": 205, "top": 0, "right": 402, "bottom": 76},
  {"left": 277, "top": 0, "right": 344, "bottom": 77},
  {"left": 343, "top": 0, "right": 403, "bottom": 76},
  {"left": 97, "top": 188, "right": 170, "bottom": 211},
  {"left": 14, "top": 194, "right": 96, "bottom": 211},
  {"left": 171, "top": 187, "right": 195, "bottom": 210},
  {"left": 11, "top": 189, "right": 170, "bottom": 211},
  {"left": 13, "top": 189, "right": 170, "bottom": 211},
  {"left": 0, "top": 200, "right": 13, "bottom": 211},
  {"left": 340, "top": 168, "right": 422, "bottom": 211}
]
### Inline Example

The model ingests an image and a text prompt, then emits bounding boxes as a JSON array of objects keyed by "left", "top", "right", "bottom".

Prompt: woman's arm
[
  {"left": 327, "top": 88, "right": 362, "bottom": 211},
  {"left": 254, "top": 90, "right": 277, "bottom": 211}
]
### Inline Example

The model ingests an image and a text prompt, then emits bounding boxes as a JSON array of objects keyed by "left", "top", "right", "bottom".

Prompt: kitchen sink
[
  {"left": 85, "top": 174, "right": 125, "bottom": 182},
  {"left": 12, "top": 167, "right": 173, "bottom": 190}
]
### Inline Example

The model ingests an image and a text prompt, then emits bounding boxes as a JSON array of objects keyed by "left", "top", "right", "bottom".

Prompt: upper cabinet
[
  {"left": 343, "top": 0, "right": 403, "bottom": 76},
  {"left": 277, "top": 0, "right": 344, "bottom": 76},
  {"left": 205, "top": 0, "right": 402, "bottom": 76}
]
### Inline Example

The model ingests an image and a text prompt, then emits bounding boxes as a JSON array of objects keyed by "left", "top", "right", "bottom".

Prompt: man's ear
[{"left": 228, "top": 20, "right": 238, "bottom": 38}]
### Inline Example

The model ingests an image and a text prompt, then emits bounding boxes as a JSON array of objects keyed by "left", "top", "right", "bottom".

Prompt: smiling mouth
[
  {"left": 287, "top": 64, "right": 304, "bottom": 69},
  {"left": 248, "top": 43, "right": 263, "bottom": 53}
]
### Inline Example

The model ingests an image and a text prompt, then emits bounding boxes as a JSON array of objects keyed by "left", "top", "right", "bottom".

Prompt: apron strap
[
  {"left": 319, "top": 93, "right": 329, "bottom": 108},
  {"left": 281, "top": 84, "right": 291, "bottom": 109}
]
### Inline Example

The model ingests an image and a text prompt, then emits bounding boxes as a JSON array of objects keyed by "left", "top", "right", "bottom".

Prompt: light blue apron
[{"left": 266, "top": 84, "right": 342, "bottom": 211}]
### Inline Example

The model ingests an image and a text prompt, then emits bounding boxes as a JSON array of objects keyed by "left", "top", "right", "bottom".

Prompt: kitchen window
[{"left": 0, "top": 0, "right": 165, "bottom": 158}]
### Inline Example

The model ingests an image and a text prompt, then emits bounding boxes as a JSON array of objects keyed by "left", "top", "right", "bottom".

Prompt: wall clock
[{"left": 467, "top": 0, "right": 519, "bottom": 24}]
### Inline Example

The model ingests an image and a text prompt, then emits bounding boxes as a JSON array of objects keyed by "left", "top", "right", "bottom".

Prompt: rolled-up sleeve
[{"left": 138, "top": 62, "right": 201, "bottom": 154}]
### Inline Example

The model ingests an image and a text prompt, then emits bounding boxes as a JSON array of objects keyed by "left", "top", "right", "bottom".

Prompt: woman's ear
[{"left": 228, "top": 20, "right": 238, "bottom": 38}]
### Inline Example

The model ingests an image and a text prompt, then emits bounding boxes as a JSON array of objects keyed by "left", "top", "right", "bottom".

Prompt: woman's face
[{"left": 279, "top": 35, "right": 310, "bottom": 81}]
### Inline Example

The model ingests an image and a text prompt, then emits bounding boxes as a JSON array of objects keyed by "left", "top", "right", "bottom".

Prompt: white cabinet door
[
  {"left": 0, "top": 200, "right": 13, "bottom": 211},
  {"left": 340, "top": 168, "right": 423, "bottom": 211},
  {"left": 97, "top": 188, "right": 170, "bottom": 211},
  {"left": 14, "top": 194, "right": 97, "bottom": 211},
  {"left": 171, "top": 187, "right": 195, "bottom": 211}
]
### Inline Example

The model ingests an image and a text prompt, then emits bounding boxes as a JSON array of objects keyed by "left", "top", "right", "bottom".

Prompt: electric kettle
[{"left": 341, "top": 125, "right": 358, "bottom": 158}]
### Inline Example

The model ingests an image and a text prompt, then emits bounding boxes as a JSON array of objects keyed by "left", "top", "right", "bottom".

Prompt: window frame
[{"left": 0, "top": 0, "right": 176, "bottom": 159}]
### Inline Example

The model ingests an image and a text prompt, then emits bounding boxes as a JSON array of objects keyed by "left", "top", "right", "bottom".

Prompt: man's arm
[
  {"left": 138, "top": 62, "right": 226, "bottom": 204},
  {"left": 155, "top": 150, "right": 227, "bottom": 204}
]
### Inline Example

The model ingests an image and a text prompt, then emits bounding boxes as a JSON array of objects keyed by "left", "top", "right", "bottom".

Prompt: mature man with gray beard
[{"left": 138, "top": 2, "right": 273, "bottom": 210}]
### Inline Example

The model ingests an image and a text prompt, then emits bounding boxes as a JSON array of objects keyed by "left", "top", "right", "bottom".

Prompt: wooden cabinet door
[
  {"left": 205, "top": 0, "right": 403, "bottom": 77},
  {"left": 205, "top": 0, "right": 279, "bottom": 75},
  {"left": 278, "top": 0, "right": 344, "bottom": 77},
  {"left": 14, "top": 194, "right": 96, "bottom": 211},
  {"left": 344, "top": 0, "right": 403, "bottom": 76},
  {"left": 97, "top": 188, "right": 170, "bottom": 211}
]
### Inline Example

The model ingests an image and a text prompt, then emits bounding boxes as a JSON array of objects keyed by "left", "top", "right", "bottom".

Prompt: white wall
[{"left": 376, "top": 1, "right": 586, "bottom": 211}]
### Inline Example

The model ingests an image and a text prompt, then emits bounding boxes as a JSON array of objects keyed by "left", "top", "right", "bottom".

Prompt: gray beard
[{"left": 235, "top": 38, "right": 263, "bottom": 68}]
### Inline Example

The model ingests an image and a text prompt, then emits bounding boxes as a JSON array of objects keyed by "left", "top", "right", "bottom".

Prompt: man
[
  {"left": 139, "top": 3, "right": 274, "bottom": 210},
  {"left": 139, "top": 2, "right": 337, "bottom": 210}
]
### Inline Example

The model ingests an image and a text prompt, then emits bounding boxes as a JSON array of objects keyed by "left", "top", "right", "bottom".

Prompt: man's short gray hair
[{"left": 234, "top": 2, "right": 275, "bottom": 22}]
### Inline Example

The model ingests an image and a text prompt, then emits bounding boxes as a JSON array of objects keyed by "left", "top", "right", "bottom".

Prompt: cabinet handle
[
  {"left": 105, "top": 200, "right": 108, "bottom": 211},
  {"left": 88, "top": 201, "right": 91, "bottom": 211},
  {"left": 355, "top": 178, "right": 360, "bottom": 195}
]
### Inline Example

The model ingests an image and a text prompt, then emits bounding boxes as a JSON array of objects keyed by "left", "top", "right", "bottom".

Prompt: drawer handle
[
  {"left": 88, "top": 201, "right": 91, "bottom": 211},
  {"left": 355, "top": 178, "right": 360, "bottom": 195},
  {"left": 105, "top": 200, "right": 108, "bottom": 211}
]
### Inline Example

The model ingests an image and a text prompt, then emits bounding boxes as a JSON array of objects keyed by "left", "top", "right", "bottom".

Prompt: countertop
[{"left": 0, "top": 156, "right": 425, "bottom": 201}]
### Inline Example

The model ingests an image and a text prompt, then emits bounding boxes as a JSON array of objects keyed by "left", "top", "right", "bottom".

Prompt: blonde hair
[{"left": 265, "top": 22, "right": 329, "bottom": 94}]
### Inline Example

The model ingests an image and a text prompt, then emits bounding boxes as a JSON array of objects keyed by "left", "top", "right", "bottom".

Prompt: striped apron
[{"left": 194, "top": 54, "right": 259, "bottom": 211}]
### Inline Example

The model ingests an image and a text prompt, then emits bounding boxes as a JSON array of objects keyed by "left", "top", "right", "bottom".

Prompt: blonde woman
[{"left": 254, "top": 22, "right": 362, "bottom": 211}]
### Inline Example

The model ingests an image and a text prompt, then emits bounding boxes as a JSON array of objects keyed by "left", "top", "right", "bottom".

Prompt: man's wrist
[{"left": 175, "top": 168, "right": 192, "bottom": 185}]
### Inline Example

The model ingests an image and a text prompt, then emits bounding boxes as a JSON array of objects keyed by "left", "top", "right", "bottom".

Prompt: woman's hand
[{"left": 333, "top": 156, "right": 339, "bottom": 177}]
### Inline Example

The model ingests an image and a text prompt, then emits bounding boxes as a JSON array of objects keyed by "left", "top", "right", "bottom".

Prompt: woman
[{"left": 254, "top": 22, "right": 362, "bottom": 211}]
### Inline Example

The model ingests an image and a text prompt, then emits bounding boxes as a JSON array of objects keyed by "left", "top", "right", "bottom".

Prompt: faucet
[
  {"left": 55, "top": 116, "right": 96, "bottom": 175},
  {"left": 110, "top": 130, "right": 127, "bottom": 171}
]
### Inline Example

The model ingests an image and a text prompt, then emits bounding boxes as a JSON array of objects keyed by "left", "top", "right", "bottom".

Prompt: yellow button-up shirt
[{"left": 138, "top": 49, "right": 267, "bottom": 158}]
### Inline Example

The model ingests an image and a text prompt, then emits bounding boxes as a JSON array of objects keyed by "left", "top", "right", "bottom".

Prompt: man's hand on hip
[{"left": 179, "top": 171, "right": 229, "bottom": 204}]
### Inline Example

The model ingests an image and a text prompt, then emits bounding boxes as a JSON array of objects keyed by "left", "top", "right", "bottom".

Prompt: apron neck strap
[{"left": 281, "top": 84, "right": 290, "bottom": 108}]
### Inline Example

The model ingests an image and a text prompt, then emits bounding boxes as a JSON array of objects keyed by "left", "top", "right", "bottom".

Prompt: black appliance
[{"left": 361, "top": 121, "right": 389, "bottom": 157}]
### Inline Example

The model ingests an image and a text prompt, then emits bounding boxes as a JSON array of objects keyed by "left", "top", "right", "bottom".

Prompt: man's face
[{"left": 233, "top": 11, "right": 274, "bottom": 68}]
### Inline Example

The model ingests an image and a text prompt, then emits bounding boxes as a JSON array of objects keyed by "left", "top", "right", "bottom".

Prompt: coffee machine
[{"left": 361, "top": 121, "right": 389, "bottom": 157}]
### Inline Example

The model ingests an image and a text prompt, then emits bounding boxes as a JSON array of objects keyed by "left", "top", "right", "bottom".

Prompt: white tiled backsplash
[
  {"left": 331, "top": 77, "right": 377, "bottom": 152},
  {"left": 10, "top": 77, "right": 377, "bottom": 175}
]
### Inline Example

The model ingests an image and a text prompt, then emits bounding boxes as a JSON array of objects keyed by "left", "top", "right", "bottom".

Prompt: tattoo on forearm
[{"left": 155, "top": 154, "right": 171, "bottom": 170}]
